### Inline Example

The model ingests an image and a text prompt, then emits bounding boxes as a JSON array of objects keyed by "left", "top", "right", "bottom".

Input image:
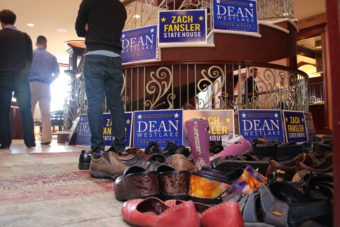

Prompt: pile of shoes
[{"left": 77, "top": 134, "right": 333, "bottom": 227}]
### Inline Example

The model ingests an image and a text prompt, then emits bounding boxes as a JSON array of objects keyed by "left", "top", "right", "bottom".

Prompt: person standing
[
  {"left": 29, "top": 35, "right": 60, "bottom": 145},
  {"left": 0, "top": 9, "right": 36, "bottom": 149},
  {"left": 75, "top": 0, "right": 128, "bottom": 179},
  {"left": 243, "top": 67, "right": 259, "bottom": 105}
]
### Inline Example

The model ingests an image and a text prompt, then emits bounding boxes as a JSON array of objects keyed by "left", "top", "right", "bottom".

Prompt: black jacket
[
  {"left": 0, "top": 28, "right": 32, "bottom": 75},
  {"left": 75, "top": 0, "right": 127, "bottom": 54}
]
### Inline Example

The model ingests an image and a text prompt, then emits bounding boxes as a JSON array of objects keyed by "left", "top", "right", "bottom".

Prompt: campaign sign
[
  {"left": 304, "top": 112, "right": 316, "bottom": 139},
  {"left": 133, "top": 110, "right": 183, "bottom": 148},
  {"left": 213, "top": 0, "right": 258, "bottom": 32},
  {"left": 283, "top": 111, "right": 308, "bottom": 143},
  {"left": 77, "top": 113, "right": 133, "bottom": 147},
  {"left": 238, "top": 110, "right": 284, "bottom": 142},
  {"left": 121, "top": 25, "right": 157, "bottom": 63},
  {"left": 183, "top": 110, "right": 234, "bottom": 146},
  {"left": 158, "top": 9, "right": 207, "bottom": 43}
]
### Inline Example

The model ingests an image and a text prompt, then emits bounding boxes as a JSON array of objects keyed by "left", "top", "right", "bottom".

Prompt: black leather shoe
[
  {"left": 160, "top": 141, "right": 177, "bottom": 156},
  {"left": 106, "top": 146, "right": 129, "bottom": 156},
  {"left": 254, "top": 143, "right": 277, "bottom": 159},
  {"left": 209, "top": 142, "right": 224, "bottom": 155},
  {"left": 78, "top": 149, "right": 93, "bottom": 170},
  {"left": 176, "top": 145, "right": 190, "bottom": 157},
  {"left": 26, "top": 143, "right": 36, "bottom": 148},
  {"left": 0, "top": 145, "right": 10, "bottom": 149},
  {"left": 276, "top": 142, "right": 305, "bottom": 162},
  {"left": 145, "top": 141, "right": 160, "bottom": 155}
]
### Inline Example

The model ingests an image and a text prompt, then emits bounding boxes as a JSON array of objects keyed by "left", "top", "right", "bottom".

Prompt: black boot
[{"left": 78, "top": 149, "right": 92, "bottom": 170}]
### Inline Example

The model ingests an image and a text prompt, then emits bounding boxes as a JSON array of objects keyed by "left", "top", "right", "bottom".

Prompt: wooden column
[{"left": 325, "top": 0, "right": 340, "bottom": 226}]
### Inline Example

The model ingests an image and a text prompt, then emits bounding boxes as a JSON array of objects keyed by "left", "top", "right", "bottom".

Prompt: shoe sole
[
  {"left": 78, "top": 162, "right": 90, "bottom": 170},
  {"left": 89, "top": 170, "right": 120, "bottom": 180}
]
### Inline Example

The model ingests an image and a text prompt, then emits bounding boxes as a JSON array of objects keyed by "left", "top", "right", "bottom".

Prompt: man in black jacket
[
  {"left": 0, "top": 9, "right": 36, "bottom": 149},
  {"left": 75, "top": 0, "right": 128, "bottom": 179}
]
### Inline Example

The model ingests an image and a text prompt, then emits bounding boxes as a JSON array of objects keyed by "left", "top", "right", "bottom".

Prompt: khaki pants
[{"left": 30, "top": 82, "right": 52, "bottom": 143}]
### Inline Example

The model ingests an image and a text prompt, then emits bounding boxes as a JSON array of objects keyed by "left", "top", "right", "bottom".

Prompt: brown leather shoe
[
  {"left": 298, "top": 153, "right": 333, "bottom": 173},
  {"left": 117, "top": 149, "right": 150, "bottom": 166},
  {"left": 157, "top": 164, "right": 190, "bottom": 200},
  {"left": 168, "top": 154, "right": 195, "bottom": 171},
  {"left": 114, "top": 166, "right": 159, "bottom": 201},
  {"left": 89, "top": 151, "right": 128, "bottom": 180}
]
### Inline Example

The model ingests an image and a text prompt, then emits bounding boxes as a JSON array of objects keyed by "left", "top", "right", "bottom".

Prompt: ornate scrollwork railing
[
  {"left": 64, "top": 60, "right": 308, "bottom": 130},
  {"left": 122, "top": 61, "right": 308, "bottom": 112}
]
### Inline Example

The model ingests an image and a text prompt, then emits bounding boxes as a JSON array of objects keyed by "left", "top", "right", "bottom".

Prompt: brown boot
[{"left": 90, "top": 151, "right": 128, "bottom": 180}]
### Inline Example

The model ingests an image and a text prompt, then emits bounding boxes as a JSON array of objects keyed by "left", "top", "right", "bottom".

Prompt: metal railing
[
  {"left": 63, "top": 63, "right": 307, "bottom": 129},
  {"left": 120, "top": 62, "right": 308, "bottom": 112}
]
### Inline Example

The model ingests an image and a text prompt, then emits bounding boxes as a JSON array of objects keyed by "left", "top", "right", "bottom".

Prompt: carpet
[{"left": 0, "top": 152, "right": 129, "bottom": 226}]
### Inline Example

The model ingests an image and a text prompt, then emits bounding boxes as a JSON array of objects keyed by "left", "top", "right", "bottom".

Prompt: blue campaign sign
[
  {"left": 213, "top": 0, "right": 258, "bottom": 32},
  {"left": 77, "top": 113, "right": 133, "bottom": 147},
  {"left": 77, "top": 115, "right": 91, "bottom": 146},
  {"left": 133, "top": 110, "right": 183, "bottom": 148},
  {"left": 283, "top": 111, "right": 308, "bottom": 143},
  {"left": 158, "top": 9, "right": 207, "bottom": 43},
  {"left": 304, "top": 112, "right": 316, "bottom": 139},
  {"left": 121, "top": 25, "right": 157, "bottom": 63},
  {"left": 238, "top": 110, "right": 284, "bottom": 142}
]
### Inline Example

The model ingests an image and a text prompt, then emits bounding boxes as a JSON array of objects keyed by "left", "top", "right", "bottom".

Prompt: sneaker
[{"left": 89, "top": 151, "right": 128, "bottom": 180}]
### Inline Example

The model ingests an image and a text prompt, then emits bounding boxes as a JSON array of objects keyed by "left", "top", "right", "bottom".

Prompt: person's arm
[
  {"left": 75, "top": 0, "right": 90, "bottom": 37},
  {"left": 51, "top": 56, "right": 60, "bottom": 83},
  {"left": 24, "top": 33, "right": 33, "bottom": 73}
]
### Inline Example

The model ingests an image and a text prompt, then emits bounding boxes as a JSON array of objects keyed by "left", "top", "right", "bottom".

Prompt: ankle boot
[{"left": 78, "top": 149, "right": 92, "bottom": 170}]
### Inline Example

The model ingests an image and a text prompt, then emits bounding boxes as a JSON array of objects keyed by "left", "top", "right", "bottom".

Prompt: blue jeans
[
  {"left": 0, "top": 73, "right": 35, "bottom": 147},
  {"left": 84, "top": 55, "right": 126, "bottom": 151}
]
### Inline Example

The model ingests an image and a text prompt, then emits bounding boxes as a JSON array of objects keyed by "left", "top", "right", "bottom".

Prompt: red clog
[
  {"left": 164, "top": 199, "right": 210, "bottom": 215},
  {"left": 200, "top": 201, "right": 245, "bottom": 227},
  {"left": 155, "top": 200, "right": 200, "bottom": 227},
  {"left": 121, "top": 197, "right": 168, "bottom": 227},
  {"left": 121, "top": 197, "right": 200, "bottom": 227}
]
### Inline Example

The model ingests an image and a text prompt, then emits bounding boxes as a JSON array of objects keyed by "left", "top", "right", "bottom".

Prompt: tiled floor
[{"left": 1, "top": 136, "right": 87, "bottom": 154}]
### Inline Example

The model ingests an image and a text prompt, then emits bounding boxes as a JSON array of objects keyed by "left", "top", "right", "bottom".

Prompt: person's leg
[
  {"left": 0, "top": 76, "right": 14, "bottom": 147},
  {"left": 14, "top": 74, "right": 35, "bottom": 147},
  {"left": 38, "top": 83, "right": 52, "bottom": 144},
  {"left": 29, "top": 82, "right": 39, "bottom": 118},
  {"left": 84, "top": 55, "right": 106, "bottom": 150},
  {"left": 104, "top": 57, "right": 126, "bottom": 152}
]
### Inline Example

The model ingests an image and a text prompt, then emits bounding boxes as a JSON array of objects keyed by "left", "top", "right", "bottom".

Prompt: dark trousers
[
  {"left": 0, "top": 73, "right": 35, "bottom": 147},
  {"left": 84, "top": 55, "right": 126, "bottom": 151}
]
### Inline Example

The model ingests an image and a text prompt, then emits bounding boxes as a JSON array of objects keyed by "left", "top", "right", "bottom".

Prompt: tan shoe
[
  {"left": 168, "top": 154, "right": 195, "bottom": 171},
  {"left": 90, "top": 151, "right": 128, "bottom": 180}
]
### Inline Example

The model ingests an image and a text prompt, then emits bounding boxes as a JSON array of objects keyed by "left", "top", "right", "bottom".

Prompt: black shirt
[
  {"left": 0, "top": 27, "right": 32, "bottom": 75},
  {"left": 75, "top": 0, "right": 127, "bottom": 54}
]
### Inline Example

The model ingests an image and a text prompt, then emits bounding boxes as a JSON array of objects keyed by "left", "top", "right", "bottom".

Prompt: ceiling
[{"left": 1, "top": 0, "right": 326, "bottom": 64}]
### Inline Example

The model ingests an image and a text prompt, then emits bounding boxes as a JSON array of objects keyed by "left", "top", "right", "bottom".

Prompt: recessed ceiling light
[
  {"left": 27, "top": 23, "right": 35, "bottom": 27},
  {"left": 56, "top": 28, "right": 68, "bottom": 32},
  {"left": 133, "top": 15, "right": 141, "bottom": 19}
]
